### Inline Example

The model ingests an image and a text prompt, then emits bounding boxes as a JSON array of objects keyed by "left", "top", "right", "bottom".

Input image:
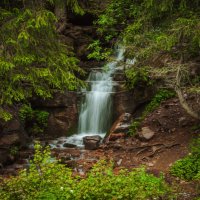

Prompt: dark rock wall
[
  {"left": 113, "top": 69, "right": 155, "bottom": 120},
  {"left": 0, "top": 109, "right": 29, "bottom": 167},
  {"left": 34, "top": 91, "right": 78, "bottom": 137}
]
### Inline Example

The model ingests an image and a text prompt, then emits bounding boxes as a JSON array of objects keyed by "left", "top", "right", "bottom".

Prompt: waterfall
[{"left": 66, "top": 47, "right": 125, "bottom": 146}]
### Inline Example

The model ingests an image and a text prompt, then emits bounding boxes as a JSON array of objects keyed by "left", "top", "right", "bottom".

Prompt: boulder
[
  {"left": 47, "top": 107, "right": 77, "bottom": 137},
  {"left": 32, "top": 91, "right": 78, "bottom": 137},
  {"left": 63, "top": 143, "right": 77, "bottom": 148},
  {"left": 83, "top": 135, "right": 102, "bottom": 150},
  {"left": 110, "top": 113, "right": 132, "bottom": 134},
  {"left": 138, "top": 127, "right": 155, "bottom": 141},
  {"left": 113, "top": 82, "right": 154, "bottom": 120}
]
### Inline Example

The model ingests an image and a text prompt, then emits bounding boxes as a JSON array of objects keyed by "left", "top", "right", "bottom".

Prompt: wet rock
[
  {"left": 63, "top": 143, "right": 77, "bottom": 148},
  {"left": 47, "top": 107, "right": 77, "bottom": 137},
  {"left": 53, "top": 148, "right": 81, "bottom": 158},
  {"left": 138, "top": 127, "right": 155, "bottom": 141},
  {"left": 83, "top": 135, "right": 102, "bottom": 150},
  {"left": 110, "top": 113, "right": 132, "bottom": 134}
]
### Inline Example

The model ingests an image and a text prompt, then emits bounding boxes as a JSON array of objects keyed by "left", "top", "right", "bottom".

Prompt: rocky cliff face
[
  {"left": 34, "top": 91, "right": 78, "bottom": 137},
  {"left": 112, "top": 67, "right": 155, "bottom": 128}
]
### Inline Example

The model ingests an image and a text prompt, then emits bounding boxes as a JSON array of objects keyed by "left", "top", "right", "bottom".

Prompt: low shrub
[
  {"left": 0, "top": 142, "right": 173, "bottom": 200},
  {"left": 170, "top": 137, "right": 200, "bottom": 181},
  {"left": 19, "top": 104, "right": 49, "bottom": 135}
]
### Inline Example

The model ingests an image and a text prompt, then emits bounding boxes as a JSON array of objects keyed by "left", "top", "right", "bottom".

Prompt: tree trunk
[{"left": 175, "top": 63, "right": 200, "bottom": 120}]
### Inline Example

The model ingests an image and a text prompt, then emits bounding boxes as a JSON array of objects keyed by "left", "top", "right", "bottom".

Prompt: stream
[{"left": 49, "top": 47, "right": 125, "bottom": 148}]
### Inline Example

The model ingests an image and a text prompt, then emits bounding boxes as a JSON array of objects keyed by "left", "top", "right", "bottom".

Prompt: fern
[{"left": 0, "top": 7, "right": 85, "bottom": 120}]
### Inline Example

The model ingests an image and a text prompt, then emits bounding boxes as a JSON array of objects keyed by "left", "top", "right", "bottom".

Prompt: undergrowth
[
  {"left": 0, "top": 142, "right": 173, "bottom": 200},
  {"left": 170, "top": 137, "right": 200, "bottom": 181},
  {"left": 19, "top": 104, "right": 49, "bottom": 136}
]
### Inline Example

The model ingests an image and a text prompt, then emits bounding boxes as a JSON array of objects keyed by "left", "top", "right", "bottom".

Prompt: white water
[{"left": 62, "top": 47, "right": 125, "bottom": 147}]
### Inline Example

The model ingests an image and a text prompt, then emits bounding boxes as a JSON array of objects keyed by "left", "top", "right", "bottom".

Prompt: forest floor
[
  {"left": 1, "top": 98, "right": 200, "bottom": 199},
  {"left": 73, "top": 97, "right": 200, "bottom": 199}
]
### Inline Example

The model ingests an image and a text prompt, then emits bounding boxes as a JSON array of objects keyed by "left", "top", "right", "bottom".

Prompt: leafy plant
[
  {"left": 87, "top": 40, "right": 112, "bottom": 61},
  {"left": 125, "top": 66, "right": 153, "bottom": 90},
  {"left": 170, "top": 137, "right": 200, "bottom": 181},
  {"left": 9, "top": 146, "right": 19, "bottom": 157},
  {"left": 0, "top": 7, "right": 85, "bottom": 120},
  {"left": 19, "top": 104, "right": 49, "bottom": 135},
  {"left": 0, "top": 142, "right": 173, "bottom": 200},
  {"left": 19, "top": 104, "right": 34, "bottom": 122},
  {"left": 0, "top": 142, "right": 75, "bottom": 200}
]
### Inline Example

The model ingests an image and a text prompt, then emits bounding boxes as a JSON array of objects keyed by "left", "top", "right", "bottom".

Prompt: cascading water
[{"left": 63, "top": 47, "right": 125, "bottom": 147}]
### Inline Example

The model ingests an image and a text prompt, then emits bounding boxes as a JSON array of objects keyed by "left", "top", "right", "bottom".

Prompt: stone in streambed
[
  {"left": 63, "top": 143, "right": 77, "bottom": 148},
  {"left": 83, "top": 135, "right": 102, "bottom": 150}
]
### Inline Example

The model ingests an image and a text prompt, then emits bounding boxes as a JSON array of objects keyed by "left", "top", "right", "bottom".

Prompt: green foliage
[
  {"left": 125, "top": 66, "right": 153, "bottom": 90},
  {"left": 19, "top": 104, "right": 49, "bottom": 135},
  {"left": 19, "top": 104, "right": 33, "bottom": 122},
  {"left": 128, "top": 120, "right": 141, "bottom": 137},
  {"left": 75, "top": 160, "right": 172, "bottom": 200},
  {"left": 170, "top": 137, "right": 200, "bottom": 181},
  {"left": 87, "top": 40, "right": 112, "bottom": 61},
  {"left": 128, "top": 89, "right": 175, "bottom": 136},
  {"left": 0, "top": 7, "right": 85, "bottom": 120},
  {"left": 9, "top": 146, "right": 19, "bottom": 156},
  {"left": 0, "top": 142, "right": 75, "bottom": 200},
  {"left": 191, "top": 124, "right": 200, "bottom": 131},
  {"left": 96, "top": 0, "right": 137, "bottom": 40},
  {"left": 122, "top": 1, "right": 200, "bottom": 63},
  {"left": 66, "top": 0, "right": 85, "bottom": 15},
  {"left": 48, "top": 0, "right": 85, "bottom": 15},
  {"left": 0, "top": 142, "right": 173, "bottom": 200},
  {"left": 97, "top": 0, "right": 200, "bottom": 67},
  {"left": 144, "top": 89, "right": 175, "bottom": 115},
  {"left": 0, "top": 108, "right": 12, "bottom": 121}
]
